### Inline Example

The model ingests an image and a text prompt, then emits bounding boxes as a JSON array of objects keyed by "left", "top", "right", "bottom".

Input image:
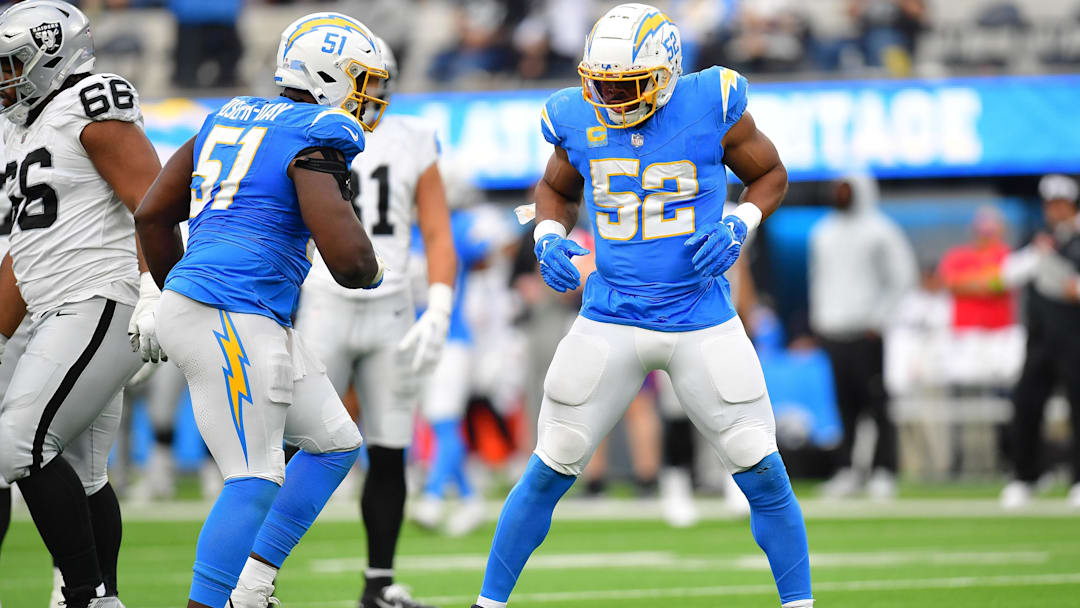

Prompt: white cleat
[
  {"left": 49, "top": 567, "right": 64, "bottom": 608},
  {"left": 659, "top": 468, "right": 700, "bottom": 527},
  {"left": 446, "top": 496, "right": 486, "bottom": 537},
  {"left": 86, "top": 598, "right": 126, "bottom": 608},
  {"left": 866, "top": 469, "right": 898, "bottom": 502},
  {"left": 1000, "top": 480, "right": 1033, "bottom": 510},
  {"left": 820, "top": 467, "right": 860, "bottom": 498},
  {"left": 228, "top": 581, "right": 280, "bottom": 607},
  {"left": 1068, "top": 483, "right": 1080, "bottom": 509},
  {"left": 411, "top": 494, "right": 443, "bottom": 531}
]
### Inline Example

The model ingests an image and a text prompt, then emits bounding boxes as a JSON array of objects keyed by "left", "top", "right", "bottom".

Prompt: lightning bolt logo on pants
[{"left": 214, "top": 310, "right": 253, "bottom": 465}]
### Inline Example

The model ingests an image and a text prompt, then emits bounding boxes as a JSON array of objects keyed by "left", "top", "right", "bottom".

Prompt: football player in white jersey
[
  {"left": 261, "top": 37, "right": 455, "bottom": 608},
  {"left": 0, "top": 2, "right": 164, "bottom": 607}
]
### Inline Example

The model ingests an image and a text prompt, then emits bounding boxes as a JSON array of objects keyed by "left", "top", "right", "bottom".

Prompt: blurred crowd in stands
[{"left": 26, "top": 0, "right": 1080, "bottom": 98}]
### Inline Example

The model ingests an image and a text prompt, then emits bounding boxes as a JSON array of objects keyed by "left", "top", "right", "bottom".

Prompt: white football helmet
[
  {"left": 0, "top": 0, "right": 95, "bottom": 125},
  {"left": 578, "top": 3, "right": 683, "bottom": 128},
  {"left": 275, "top": 13, "right": 388, "bottom": 131}
]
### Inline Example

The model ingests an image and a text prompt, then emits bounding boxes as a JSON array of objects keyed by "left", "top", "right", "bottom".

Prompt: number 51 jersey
[
  {"left": 3, "top": 72, "right": 144, "bottom": 317},
  {"left": 541, "top": 66, "right": 749, "bottom": 332},
  {"left": 164, "top": 96, "right": 365, "bottom": 327}
]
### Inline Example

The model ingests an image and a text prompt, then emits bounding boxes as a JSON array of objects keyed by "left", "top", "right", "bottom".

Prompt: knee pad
[
  {"left": 537, "top": 418, "right": 592, "bottom": 476},
  {"left": 543, "top": 333, "right": 609, "bottom": 407},
  {"left": 721, "top": 426, "right": 774, "bottom": 471}
]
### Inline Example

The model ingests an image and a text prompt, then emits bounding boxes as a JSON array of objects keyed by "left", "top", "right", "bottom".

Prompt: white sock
[
  {"left": 475, "top": 596, "right": 507, "bottom": 608},
  {"left": 238, "top": 557, "right": 278, "bottom": 588},
  {"left": 782, "top": 600, "right": 814, "bottom": 608}
]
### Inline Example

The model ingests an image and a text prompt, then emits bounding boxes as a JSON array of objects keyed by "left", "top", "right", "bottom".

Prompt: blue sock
[
  {"left": 424, "top": 420, "right": 471, "bottom": 498},
  {"left": 251, "top": 448, "right": 360, "bottom": 567},
  {"left": 190, "top": 477, "right": 279, "bottom": 608},
  {"left": 732, "top": 451, "right": 813, "bottom": 604},
  {"left": 478, "top": 454, "right": 575, "bottom": 603}
]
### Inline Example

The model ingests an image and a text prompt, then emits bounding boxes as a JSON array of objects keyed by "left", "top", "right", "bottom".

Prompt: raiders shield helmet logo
[{"left": 30, "top": 22, "right": 62, "bottom": 55}]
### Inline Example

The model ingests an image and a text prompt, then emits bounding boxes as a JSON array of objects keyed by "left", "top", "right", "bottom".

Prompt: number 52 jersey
[
  {"left": 2, "top": 72, "right": 143, "bottom": 316},
  {"left": 541, "top": 66, "right": 749, "bottom": 332}
]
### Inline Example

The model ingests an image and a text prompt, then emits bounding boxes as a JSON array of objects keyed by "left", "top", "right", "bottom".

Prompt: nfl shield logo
[
  {"left": 631, "top": 133, "right": 645, "bottom": 148},
  {"left": 30, "top": 22, "right": 63, "bottom": 55}
]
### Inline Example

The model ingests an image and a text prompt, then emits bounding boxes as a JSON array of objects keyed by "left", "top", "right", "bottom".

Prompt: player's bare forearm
[
  {"left": 722, "top": 111, "right": 788, "bottom": 220},
  {"left": 135, "top": 137, "right": 195, "bottom": 288},
  {"left": 416, "top": 162, "right": 457, "bottom": 287},
  {"left": 82, "top": 119, "right": 163, "bottom": 273},
  {"left": 292, "top": 149, "right": 380, "bottom": 288},
  {"left": 0, "top": 253, "right": 26, "bottom": 338},
  {"left": 536, "top": 147, "right": 584, "bottom": 231}
]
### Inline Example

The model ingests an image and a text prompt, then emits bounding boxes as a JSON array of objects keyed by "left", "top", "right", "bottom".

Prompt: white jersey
[
  {"left": 304, "top": 114, "right": 440, "bottom": 300},
  {"left": 3, "top": 73, "right": 142, "bottom": 315}
]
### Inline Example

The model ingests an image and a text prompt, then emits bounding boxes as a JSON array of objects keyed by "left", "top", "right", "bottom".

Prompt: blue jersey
[
  {"left": 540, "top": 66, "right": 749, "bottom": 331},
  {"left": 166, "top": 96, "right": 365, "bottom": 326}
]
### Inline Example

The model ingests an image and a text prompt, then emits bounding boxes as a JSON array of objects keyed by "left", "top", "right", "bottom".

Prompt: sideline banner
[{"left": 143, "top": 74, "right": 1080, "bottom": 189}]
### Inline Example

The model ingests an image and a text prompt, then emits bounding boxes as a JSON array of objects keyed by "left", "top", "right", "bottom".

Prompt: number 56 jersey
[
  {"left": 541, "top": 66, "right": 749, "bottom": 332},
  {"left": 164, "top": 96, "right": 365, "bottom": 327},
  {"left": 3, "top": 73, "right": 143, "bottom": 316}
]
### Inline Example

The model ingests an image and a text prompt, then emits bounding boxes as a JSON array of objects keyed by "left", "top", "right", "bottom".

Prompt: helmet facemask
[
  {"left": 578, "top": 63, "right": 672, "bottom": 128},
  {"left": 0, "top": 46, "right": 43, "bottom": 122},
  {"left": 342, "top": 58, "right": 388, "bottom": 132}
]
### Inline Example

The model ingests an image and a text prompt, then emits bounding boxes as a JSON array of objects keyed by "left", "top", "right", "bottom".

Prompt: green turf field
[{"left": 3, "top": 497, "right": 1080, "bottom": 608}]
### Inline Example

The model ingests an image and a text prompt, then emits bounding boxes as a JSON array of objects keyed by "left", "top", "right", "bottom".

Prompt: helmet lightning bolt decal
[{"left": 214, "top": 310, "right": 253, "bottom": 465}]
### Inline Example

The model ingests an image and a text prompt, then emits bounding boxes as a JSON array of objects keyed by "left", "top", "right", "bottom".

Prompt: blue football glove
[
  {"left": 534, "top": 233, "right": 590, "bottom": 292},
  {"left": 683, "top": 214, "right": 748, "bottom": 278}
]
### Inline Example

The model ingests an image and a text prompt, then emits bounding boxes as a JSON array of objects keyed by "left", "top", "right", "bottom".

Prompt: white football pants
[
  {"left": 293, "top": 287, "right": 419, "bottom": 448},
  {"left": 0, "top": 298, "right": 141, "bottom": 493},
  {"left": 535, "top": 315, "right": 777, "bottom": 477},
  {"left": 157, "top": 291, "right": 363, "bottom": 485}
]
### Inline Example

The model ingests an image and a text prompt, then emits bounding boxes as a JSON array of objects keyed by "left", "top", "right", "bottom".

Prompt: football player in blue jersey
[
  {"left": 472, "top": 4, "right": 812, "bottom": 608},
  {"left": 135, "top": 13, "right": 389, "bottom": 608}
]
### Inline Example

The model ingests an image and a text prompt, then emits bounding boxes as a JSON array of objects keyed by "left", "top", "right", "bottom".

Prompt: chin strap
[{"left": 293, "top": 146, "right": 353, "bottom": 201}]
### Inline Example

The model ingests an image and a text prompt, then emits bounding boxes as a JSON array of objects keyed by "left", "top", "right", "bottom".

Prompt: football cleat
[
  {"left": 228, "top": 581, "right": 280, "bottom": 607},
  {"left": 49, "top": 566, "right": 64, "bottom": 608},
  {"left": 360, "top": 583, "right": 436, "bottom": 608}
]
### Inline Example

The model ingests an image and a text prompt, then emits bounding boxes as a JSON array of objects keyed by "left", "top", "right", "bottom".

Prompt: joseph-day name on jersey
[
  {"left": 1, "top": 72, "right": 143, "bottom": 315},
  {"left": 540, "top": 65, "right": 749, "bottom": 331},
  {"left": 164, "top": 95, "right": 366, "bottom": 327}
]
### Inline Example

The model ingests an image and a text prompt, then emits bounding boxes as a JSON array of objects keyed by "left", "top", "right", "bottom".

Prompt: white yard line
[
  {"left": 120, "top": 571, "right": 1080, "bottom": 608},
  {"left": 310, "top": 549, "right": 1049, "bottom": 574},
  {"left": 11, "top": 497, "right": 1075, "bottom": 523}
]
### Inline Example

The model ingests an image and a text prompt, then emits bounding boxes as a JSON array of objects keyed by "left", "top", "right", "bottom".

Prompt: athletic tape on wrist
[
  {"left": 733, "top": 203, "right": 763, "bottom": 234},
  {"left": 533, "top": 219, "right": 567, "bottom": 243}
]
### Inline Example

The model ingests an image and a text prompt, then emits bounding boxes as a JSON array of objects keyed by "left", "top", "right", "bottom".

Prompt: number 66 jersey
[
  {"left": 540, "top": 66, "right": 749, "bottom": 332},
  {"left": 3, "top": 72, "right": 142, "bottom": 316}
]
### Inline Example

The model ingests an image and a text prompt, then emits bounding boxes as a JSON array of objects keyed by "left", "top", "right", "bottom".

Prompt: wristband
[
  {"left": 427, "top": 282, "right": 454, "bottom": 315},
  {"left": 533, "top": 219, "right": 568, "bottom": 243},
  {"left": 733, "top": 203, "right": 763, "bottom": 234}
]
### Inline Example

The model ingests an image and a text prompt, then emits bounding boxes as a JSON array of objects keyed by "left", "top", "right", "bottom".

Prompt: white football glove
[
  {"left": 398, "top": 282, "right": 452, "bottom": 372},
  {"left": 128, "top": 272, "right": 165, "bottom": 363}
]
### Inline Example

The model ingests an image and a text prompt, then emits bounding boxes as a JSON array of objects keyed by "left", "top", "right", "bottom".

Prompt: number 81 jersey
[
  {"left": 2, "top": 73, "right": 143, "bottom": 316},
  {"left": 540, "top": 66, "right": 749, "bottom": 332}
]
